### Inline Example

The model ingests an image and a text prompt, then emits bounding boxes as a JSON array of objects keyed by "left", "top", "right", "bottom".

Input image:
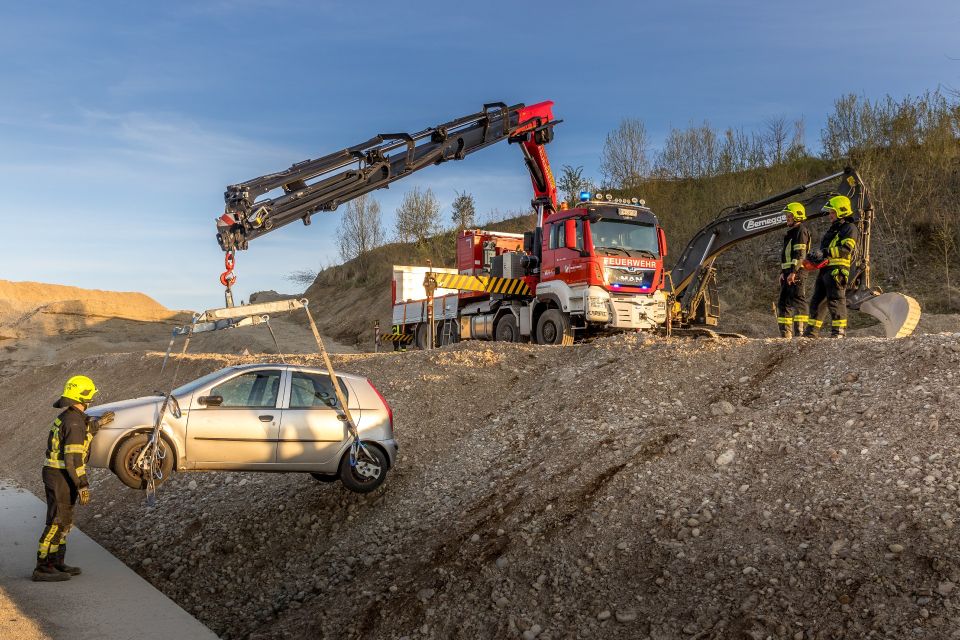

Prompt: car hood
[{"left": 87, "top": 395, "right": 166, "bottom": 418}]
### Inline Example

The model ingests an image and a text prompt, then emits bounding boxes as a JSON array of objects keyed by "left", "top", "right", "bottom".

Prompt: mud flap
[{"left": 858, "top": 293, "right": 922, "bottom": 338}]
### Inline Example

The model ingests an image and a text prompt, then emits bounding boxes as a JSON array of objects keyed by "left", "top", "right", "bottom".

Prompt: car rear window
[{"left": 289, "top": 372, "right": 347, "bottom": 409}]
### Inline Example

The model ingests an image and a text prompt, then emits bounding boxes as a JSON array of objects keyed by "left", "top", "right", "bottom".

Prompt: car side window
[
  {"left": 210, "top": 370, "right": 282, "bottom": 408},
  {"left": 288, "top": 372, "right": 345, "bottom": 409}
]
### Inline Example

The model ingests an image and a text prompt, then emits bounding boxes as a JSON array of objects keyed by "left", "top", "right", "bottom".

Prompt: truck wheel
[
  {"left": 111, "top": 433, "right": 174, "bottom": 490},
  {"left": 414, "top": 323, "right": 428, "bottom": 349},
  {"left": 339, "top": 444, "right": 389, "bottom": 494},
  {"left": 536, "top": 309, "right": 574, "bottom": 346},
  {"left": 495, "top": 315, "right": 519, "bottom": 342}
]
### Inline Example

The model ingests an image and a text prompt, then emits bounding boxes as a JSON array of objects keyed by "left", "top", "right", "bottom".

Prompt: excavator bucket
[{"left": 858, "top": 292, "right": 922, "bottom": 338}]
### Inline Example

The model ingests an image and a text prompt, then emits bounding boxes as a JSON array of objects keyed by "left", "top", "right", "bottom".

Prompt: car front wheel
[
  {"left": 111, "top": 433, "right": 174, "bottom": 490},
  {"left": 339, "top": 444, "right": 388, "bottom": 494}
]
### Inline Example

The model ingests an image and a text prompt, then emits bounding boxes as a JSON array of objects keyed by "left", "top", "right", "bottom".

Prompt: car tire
[
  {"left": 310, "top": 472, "right": 338, "bottom": 483},
  {"left": 536, "top": 309, "right": 574, "bottom": 346},
  {"left": 338, "top": 444, "right": 389, "bottom": 494},
  {"left": 494, "top": 314, "right": 519, "bottom": 342},
  {"left": 111, "top": 433, "right": 175, "bottom": 490}
]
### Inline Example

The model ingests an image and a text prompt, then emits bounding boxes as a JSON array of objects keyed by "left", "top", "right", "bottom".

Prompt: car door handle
[{"left": 259, "top": 415, "right": 274, "bottom": 422}]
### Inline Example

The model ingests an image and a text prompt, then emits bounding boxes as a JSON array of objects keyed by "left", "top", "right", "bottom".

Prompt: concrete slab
[{"left": 0, "top": 479, "right": 219, "bottom": 640}]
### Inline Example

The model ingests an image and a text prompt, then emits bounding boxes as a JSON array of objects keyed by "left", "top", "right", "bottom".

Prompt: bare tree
[
  {"left": 764, "top": 116, "right": 790, "bottom": 165},
  {"left": 285, "top": 269, "right": 318, "bottom": 288},
  {"left": 599, "top": 118, "right": 650, "bottom": 188},
  {"left": 557, "top": 165, "right": 594, "bottom": 205},
  {"left": 337, "top": 194, "right": 385, "bottom": 267},
  {"left": 450, "top": 190, "right": 476, "bottom": 230},
  {"left": 656, "top": 122, "right": 720, "bottom": 179},
  {"left": 395, "top": 186, "right": 441, "bottom": 244}
]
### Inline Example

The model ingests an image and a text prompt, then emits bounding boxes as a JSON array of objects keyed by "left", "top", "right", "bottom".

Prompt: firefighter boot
[
  {"left": 779, "top": 322, "right": 794, "bottom": 339},
  {"left": 32, "top": 558, "right": 70, "bottom": 582},
  {"left": 794, "top": 320, "right": 807, "bottom": 338},
  {"left": 802, "top": 326, "right": 818, "bottom": 339},
  {"left": 54, "top": 546, "right": 81, "bottom": 576},
  {"left": 831, "top": 327, "right": 846, "bottom": 339}
]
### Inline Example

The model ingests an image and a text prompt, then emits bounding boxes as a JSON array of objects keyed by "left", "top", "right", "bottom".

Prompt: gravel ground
[{"left": 2, "top": 333, "right": 960, "bottom": 640}]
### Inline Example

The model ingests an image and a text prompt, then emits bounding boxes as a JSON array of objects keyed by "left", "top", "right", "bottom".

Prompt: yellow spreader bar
[{"left": 434, "top": 273, "right": 532, "bottom": 296}]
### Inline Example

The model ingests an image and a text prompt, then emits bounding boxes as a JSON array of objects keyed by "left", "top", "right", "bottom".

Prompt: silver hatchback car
[{"left": 86, "top": 364, "right": 397, "bottom": 493}]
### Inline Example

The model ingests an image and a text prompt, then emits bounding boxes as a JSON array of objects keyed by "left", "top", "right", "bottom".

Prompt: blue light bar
[{"left": 579, "top": 191, "right": 591, "bottom": 202}]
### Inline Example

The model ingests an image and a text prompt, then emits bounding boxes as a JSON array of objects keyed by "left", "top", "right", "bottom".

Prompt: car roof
[{"left": 225, "top": 363, "right": 365, "bottom": 381}]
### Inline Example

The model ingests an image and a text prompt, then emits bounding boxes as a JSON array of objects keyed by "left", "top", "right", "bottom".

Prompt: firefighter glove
[
  {"left": 78, "top": 487, "right": 91, "bottom": 506},
  {"left": 832, "top": 268, "right": 848, "bottom": 287},
  {"left": 807, "top": 250, "right": 824, "bottom": 264},
  {"left": 87, "top": 411, "right": 115, "bottom": 430}
]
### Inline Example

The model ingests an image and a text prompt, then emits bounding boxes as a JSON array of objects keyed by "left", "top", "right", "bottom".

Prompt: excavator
[
  {"left": 212, "top": 100, "right": 920, "bottom": 339},
  {"left": 667, "top": 168, "right": 921, "bottom": 338}
]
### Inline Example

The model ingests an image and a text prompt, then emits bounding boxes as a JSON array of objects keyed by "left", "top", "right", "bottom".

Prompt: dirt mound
[
  {"left": 0, "top": 280, "right": 182, "bottom": 323},
  {"left": 0, "top": 281, "right": 355, "bottom": 377},
  {"left": 3, "top": 333, "right": 960, "bottom": 639}
]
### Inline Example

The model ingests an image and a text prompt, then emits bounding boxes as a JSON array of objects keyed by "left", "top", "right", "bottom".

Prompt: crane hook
[{"left": 220, "top": 250, "right": 237, "bottom": 307}]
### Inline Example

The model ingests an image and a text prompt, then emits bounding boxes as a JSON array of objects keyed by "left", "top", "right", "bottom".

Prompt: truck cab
[{"left": 535, "top": 196, "right": 669, "bottom": 332}]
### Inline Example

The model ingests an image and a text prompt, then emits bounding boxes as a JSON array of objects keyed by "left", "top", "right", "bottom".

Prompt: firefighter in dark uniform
[
  {"left": 33, "top": 375, "right": 113, "bottom": 582},
  {"left": 776, "top": 202, "right": 811, "bottom": 338},
  {"left": 803, "top": 195, "right": 859, "bottom": 338}
]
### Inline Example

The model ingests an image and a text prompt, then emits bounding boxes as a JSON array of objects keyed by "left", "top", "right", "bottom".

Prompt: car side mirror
[
  {"left": 198, "top": 395, "right": 223, "bottom": 407},
  {"left": 657, "top": 227, "right": 667, "bottom": 257}
]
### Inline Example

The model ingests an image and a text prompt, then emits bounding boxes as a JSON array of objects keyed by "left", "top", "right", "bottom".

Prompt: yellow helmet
[
  {"left": 782, "top": 202, "right": 806, "bottom": 222},
  {"left": 822, "top": 195, "right": 853, "bottom": 218},
  {"left": 62, "top": 375, "right": 98, "bottom": 404}
]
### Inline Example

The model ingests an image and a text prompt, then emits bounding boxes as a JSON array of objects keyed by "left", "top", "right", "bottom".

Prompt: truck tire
[
  {"left": 111, "top": 433, "right": 175, "bottom": 490},
  {"left": 536, "top": 309, "right": 574, "bottom": 346},
  {"left": 495, "top": 315, "right": 519, "bottom": 342},
  {"left": 414, "top": 323, "right": 428, "bottom": 350},
  {"left": 339, "top": 444, "right": 389, "bottom": 494}
]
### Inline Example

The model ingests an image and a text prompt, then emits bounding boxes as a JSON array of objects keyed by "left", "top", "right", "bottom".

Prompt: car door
[
  {"left": 185, "top": 368, "right": 283, "bottom": 468},
  {"left": 276, "top": 371, "right": 359, "bottom": 467}
]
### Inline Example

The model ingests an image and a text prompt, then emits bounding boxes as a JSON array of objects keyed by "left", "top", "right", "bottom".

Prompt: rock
[
  {"left": 715, "top": 450, "right": 736, "bottom": 466},
  {"left": 597, "top": 610, "right": 611, "bottom": 621},
  {"left": 522, "top": 624, "right": 542, "bottom": 639},
  {"left": 617, "top": 542, "right": 628, "bottom": 550},
  {"left": 615, "top": 610, "right": 637, "bottom": 623},
  {"left": 888, "top": 543, "right": 905, "bottom": 554},
  {"left": 711, "top": 400, "right": 736, "bottom": 416},
  {"left": 417, "top": 588, "right": 435, "bottom": 602},
  {"left": 470, "top": 533, "right": 480, "bottom": 543},
  {"left": 843, "top": 372, "right": 859, "bottom": 383},
  {"left": 187, "top": 480, "right": 198, "bottom": 491},
  {"left": 495, "top": 596, "right": 509, "bottom": 608},
  {"left": 142, "top": 557, "right": 153, "bottom": 567},
  {"left": 495, "top": 556, "right": 509, "bottom": 569},
  {"left": 938, "top": 582, "right": 956, "bottom": 596}
]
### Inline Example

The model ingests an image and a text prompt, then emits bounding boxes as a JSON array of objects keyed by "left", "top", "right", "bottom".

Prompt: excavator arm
[
  {"left": 214, "top": 100, "right": 558, "bottom": 305},
  {"left": 667, "top": 168, "right": 920, "bottom": 337}
]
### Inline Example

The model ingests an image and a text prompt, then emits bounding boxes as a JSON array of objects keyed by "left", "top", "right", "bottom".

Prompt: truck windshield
[{"left": 589, "top": 220, "right": 659, "bottom": 258}]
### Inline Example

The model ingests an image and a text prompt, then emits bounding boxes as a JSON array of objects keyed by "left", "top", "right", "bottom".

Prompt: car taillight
[{"left": 368, "top": 379, "right": 393, "bottom": 430}]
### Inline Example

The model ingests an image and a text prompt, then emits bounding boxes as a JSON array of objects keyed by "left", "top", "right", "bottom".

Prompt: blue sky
[{"left": 1, "top": 0, "right": 957, "bottom": 310}]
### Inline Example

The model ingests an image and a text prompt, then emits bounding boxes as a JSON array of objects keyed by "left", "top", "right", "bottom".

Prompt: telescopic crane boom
[{"left": 215, "top": 101, "right": 559, "bottom": 306}]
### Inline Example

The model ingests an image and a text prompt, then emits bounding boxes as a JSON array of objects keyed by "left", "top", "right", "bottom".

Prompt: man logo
[{"left": 743, "top": 212, "right": 787, "bottom": 232}]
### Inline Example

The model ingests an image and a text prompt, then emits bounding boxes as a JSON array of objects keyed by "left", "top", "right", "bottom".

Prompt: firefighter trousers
[
  {"left": 37, "top": 467, "right": 77, "bottom": 562},
  {"left": 807, "top": 270, "right": 848, "bottom": 335},
  {"left": 776, "top": 277, "right": 807, "bottom": 337}
]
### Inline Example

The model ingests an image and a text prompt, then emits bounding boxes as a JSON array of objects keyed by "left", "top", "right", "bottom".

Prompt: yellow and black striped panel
[
  {"left": 434, "top": 273, "right": 531, "bottom": 296},
  {"left": 381, "top": 332, "right": 413, "bottom": 344}
]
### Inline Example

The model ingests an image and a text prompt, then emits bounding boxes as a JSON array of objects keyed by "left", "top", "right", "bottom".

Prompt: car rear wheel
[
  {"left": 111, "top": 433, "right": 174, "bottom": 490},
  {"left": 339, "top": 444, "right": 388, "bottom": 494}
]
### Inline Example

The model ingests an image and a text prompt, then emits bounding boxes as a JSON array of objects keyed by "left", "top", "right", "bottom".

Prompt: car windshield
[
  {"left": 590, "top": 220, "right": 659, "bottom": 257},
  {"left": 171, "top": 367, "right": 236, "bottom": 397}
]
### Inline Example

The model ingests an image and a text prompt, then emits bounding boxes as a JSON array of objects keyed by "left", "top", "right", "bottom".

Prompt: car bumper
[{"left": 380, "top": 438, "right": 399, "bottom": 468}]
